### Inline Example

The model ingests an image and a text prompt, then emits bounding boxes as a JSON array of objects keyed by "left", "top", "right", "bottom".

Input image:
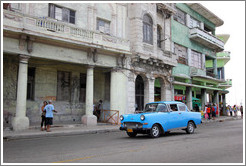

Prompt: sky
[{"left": 201, "top": 1, "right": 245, "bottom": 107}]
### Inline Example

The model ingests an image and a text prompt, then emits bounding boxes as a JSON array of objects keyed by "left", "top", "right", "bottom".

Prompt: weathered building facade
[
  {"left": 171, "top": 3, "right": 231, "bottom": 114},
  {"left": 3, "top": 3, "right": 178, "bottom": 130}
]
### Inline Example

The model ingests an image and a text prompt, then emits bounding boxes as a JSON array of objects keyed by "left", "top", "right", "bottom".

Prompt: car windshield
[{"left": 144, "top": 103, "right": 168, "bottom": 112}]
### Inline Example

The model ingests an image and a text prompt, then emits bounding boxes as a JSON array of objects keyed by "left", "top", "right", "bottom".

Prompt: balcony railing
[
  {"left": 3, "top": 10, "right": 130, "bottom": 54},
  {"left": 189, "top": 27, "right": 224, "bottom": 52}
]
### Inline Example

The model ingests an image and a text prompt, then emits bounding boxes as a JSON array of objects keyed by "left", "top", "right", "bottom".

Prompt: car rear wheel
[
  {"left": 150, "top": 124, "right": 161, "bottom": 138},
  {"left": 127, "top": 131, "right": 137, "bottom": 137},
  {"left": 186, "top": 121, "right": 195, "bottom": 134}
]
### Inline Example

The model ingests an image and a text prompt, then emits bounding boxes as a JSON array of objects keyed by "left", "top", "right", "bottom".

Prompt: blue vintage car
[{"left": 119, "top": 101, "right": 202, "bottom": 138}]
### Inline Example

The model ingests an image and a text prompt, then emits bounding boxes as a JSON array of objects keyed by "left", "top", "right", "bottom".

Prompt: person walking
[
  {"left": 41, "top": 101, "right": 48, "bottom": 131},
  {"left": 229, "top": 105, "right": 233, "bottom": 116},
  {"left": 207, "top": 104, "right": 211, "bottom": 120},
  {"left": 212, "top": 103, "right": 216, "bottom": 120},
  {"left": 226, "top": 105, "right": 230, "bottom": 116},
  {"left": 240, "top": 106, "right": 243, "bottom": 118},
  {"left": 43, "top": 100, "right": 57, "bottom": 132},
  {"left": 233, "top": 105, "right": 237, "bottom": 117}
]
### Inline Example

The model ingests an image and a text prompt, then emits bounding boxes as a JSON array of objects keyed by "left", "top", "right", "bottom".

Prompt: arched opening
[
  {"left": 135, "top": 75, "right": 144, "bottom": 111},
  {"left": 154, "top": 78, "right": 161, "bottom": 101}
]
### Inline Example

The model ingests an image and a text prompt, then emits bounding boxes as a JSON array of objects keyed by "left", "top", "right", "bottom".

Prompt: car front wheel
[
  {"left": 186, "top": 121, "right": 195, "bottom": 134},
  {"left": 150, "top": 124, "right": 161, "bottom": 138}
]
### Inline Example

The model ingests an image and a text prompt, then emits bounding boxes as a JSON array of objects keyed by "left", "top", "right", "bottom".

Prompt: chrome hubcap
[
  {"left": 188, "top": 123, "right": 194, "bottom": 132},
  {"left": 152, "top": 126, "right": 159, "bottom": 136}
]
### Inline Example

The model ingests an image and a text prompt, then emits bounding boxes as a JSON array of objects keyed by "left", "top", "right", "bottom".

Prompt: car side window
[
  {"left": 156, "top": 104, "right": 168, "bottom": 112},
  {"left": 178, "top": 104, "right": 187, "bottom": 111},
  {"left": 170, "top": 104, "right": 178, "bottom": 111}
]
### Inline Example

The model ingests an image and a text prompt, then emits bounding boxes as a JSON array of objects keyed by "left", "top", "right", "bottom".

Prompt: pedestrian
[
  {"left": 226, "top": 105, "right": 230, "bottom": 116},
  {"left": 212, "top": 103, "right": 216, "bottom": 120},
  {"left": 229, "top": 105, "right": 233, "bottom": 116},
  {"left": 240, "top": 106, "right": 243, "bottom": 118},
  {"left": 41, "top": 101, "right": 48, "bottom": 131},
  {"left": 43, "top": 100, "right": 57, "bottom": 132},
  {"left": 233, "top": 105, "right": 237, "bottom": 117},
  {"left": 194, "top": 104, "right": 200, "bottom": 112},
  {"left": 204, "top": 105, "right": 208, "bottom": 119},
  {"left": 95, "top": 100, "right": 103, "bottom": 121},
  {"left": 207, "top": 104, "right": 211, "bottom": 120}
]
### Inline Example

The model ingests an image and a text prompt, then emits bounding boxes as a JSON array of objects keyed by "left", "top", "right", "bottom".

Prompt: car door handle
[{"left": 178, "top": 113, "right": 181, "bottom": 114}]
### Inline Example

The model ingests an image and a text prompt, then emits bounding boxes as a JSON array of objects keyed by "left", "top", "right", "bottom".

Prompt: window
[
  {"left": 189, "top": 16, "right": 200, "bottom": 28},
  {"left": 143, "top": 14, "right": 153, "bottom": 44},
  {"left": 97, "top": 18, "right": 110, "bottom": 34},
  {"left": 27, "top": 67, "right": 35, "bottom": 100},
  {"left": 80, "top": 73, "right": 86, "bottom": 102},
  {"left": 190, "top": 50, "right": 202, "bottom": 69},
  {"left": 157, "top": 25, "right": 162, "bottom": 48},
  {"left": 173, "top": 7, "right": 186, "bottom": 25},
  {"left": 170, "top": 104, "right": 178, "bottom": 111},
  {"left": 156, "top": 104, "right": 168, "bottom": 112},
  {"left": 178, "top": 104, "right": 187, "bottom": 111},
  {"left": 49, "top": 4, "right": 75, "bottom": 24},
  {"left": 57, "top": 71, "right": 71, "bottom": 101},
  {"left": 174, "top": 43, "right": 188, "bottom": 65}
]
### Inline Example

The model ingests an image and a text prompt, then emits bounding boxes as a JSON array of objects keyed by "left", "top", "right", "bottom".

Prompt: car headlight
[
  {"left": 140, "top": 115, "right": 145, "bottom": 121},
  {"left": 120, "top": 115, "right": 124, "bottom": 121}
]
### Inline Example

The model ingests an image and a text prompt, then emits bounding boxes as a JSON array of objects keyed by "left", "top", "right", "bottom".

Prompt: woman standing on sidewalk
[{"left": 41, "top": 101, "right": 48, "bottom": 131}]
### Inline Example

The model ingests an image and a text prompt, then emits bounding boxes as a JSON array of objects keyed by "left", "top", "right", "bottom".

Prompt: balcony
[
  {"left": 219, "top": 79, "right": 232, "bottom": 89},
  {"left": 3, "top": 10, "right": 131, "bottom": 54},
  {"left": 189, "top": 27, "right": 224, "bottom": 52}
]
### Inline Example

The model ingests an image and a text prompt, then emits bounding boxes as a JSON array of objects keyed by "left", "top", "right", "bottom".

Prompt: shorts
[{"left": 45, "top": 117, "right": 53, "bottom": 125}]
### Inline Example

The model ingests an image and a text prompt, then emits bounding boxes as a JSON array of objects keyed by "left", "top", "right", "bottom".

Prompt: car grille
[{"left": 123, "top": 122, "right": 143, "bottom": 128}]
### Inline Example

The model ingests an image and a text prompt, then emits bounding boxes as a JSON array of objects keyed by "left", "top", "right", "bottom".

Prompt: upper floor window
[
  {"left": 173, "top": 7, "right": 186, "bottom": 25},
  {"left": 143, "top": 14, "right": 153, "bottom": 45},
  {"left": 49, "top": 4, "right": 75, "bottom": 24},
  {"left": 157, "top": 25, "right": 162, "bottom": 48},
  {"left": 174, "top": 43, "right": 188, "bottom": 65},
  {"left": 190, "top": 50, "right": 202, "bottom": 69},
  {"left": 97, "top": 18, "right": 110, "bottom": 34},
  {"left": 189, "top": 16, "right": 200, "bottom": 28}
]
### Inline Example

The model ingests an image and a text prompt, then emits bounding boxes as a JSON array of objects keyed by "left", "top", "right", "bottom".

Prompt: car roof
[{"left": 147, "top": 101, "right": 184, "bottom": 104}]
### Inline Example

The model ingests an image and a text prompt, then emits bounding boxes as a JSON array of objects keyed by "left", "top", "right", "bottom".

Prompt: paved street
[{"left": 3, "top": 119, "right": 243, "bottom": 163}]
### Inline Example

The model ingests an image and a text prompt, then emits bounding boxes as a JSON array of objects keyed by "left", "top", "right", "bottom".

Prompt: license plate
[{"left": 127, "top": 129, "right": 133, "bottom": 132}]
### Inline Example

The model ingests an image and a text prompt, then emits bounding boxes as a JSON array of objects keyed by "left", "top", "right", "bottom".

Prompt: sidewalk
[{"left": 3, "top": 116, "right": 242, "bottom": 140}]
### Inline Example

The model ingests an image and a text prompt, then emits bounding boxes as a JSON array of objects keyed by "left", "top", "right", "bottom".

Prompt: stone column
[
  {"left": 144, "top": 76, "right": 155, "bottom": 105},
  {"left": 201, "top": 88, "right": 207, "bottom": 111},
  {"left": 12, "top": 55, "right": 30, "bottom": 131},
  {"left": 81, "top": 65, "right": 97, "bottom": 126},
  {"left": 222, "top": 94, "right": 226, "bottom": 115},
  {"left": 110, "top": 68, "right": 127, "bottom": 122},
  {"left": 185, "top": 86, "right": 192, "bottom": 111},
  {"left": 213, "top": 58, "right": 217, "bottom": 78},
  {"left": 213, "top": 90, "right": 219, "bottom": 116}
]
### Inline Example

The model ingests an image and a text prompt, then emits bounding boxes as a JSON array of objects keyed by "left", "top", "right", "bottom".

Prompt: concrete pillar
[
  {"left": 81, "top": 65, "right": 97, "bottom": 126},
  {"left": 213, "top": 58, "right": 217, "bottom": 78},
  {"left": 110, "top": 68, "right": 127, "bottom": 121},
  {"left": 185, "top": 86, "right": 192, "bottom": 111},
  {"left": 222, "top": 94, "right": 226, "bottom": 115},
  {"left": 144, "top": 76, "right": 155, "bottom": 105},
  {"left": 12, "top": 55, "right": 30, "bottom": 131},
  {"left": 201, "top": 88, "right": 207, "bottom": 111},
  {"left": 213, "top": 90, "right": 219, "bottom": 116}
]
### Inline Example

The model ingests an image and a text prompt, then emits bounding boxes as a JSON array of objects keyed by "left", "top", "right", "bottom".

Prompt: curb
[{"left": 3, "top": 128, "right": 120, "bottom": 141}]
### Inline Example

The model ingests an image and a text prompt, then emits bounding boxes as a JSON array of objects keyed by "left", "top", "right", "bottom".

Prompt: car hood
[{"left": 122, "top": 112, "right": 155, "bottom": 122}]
